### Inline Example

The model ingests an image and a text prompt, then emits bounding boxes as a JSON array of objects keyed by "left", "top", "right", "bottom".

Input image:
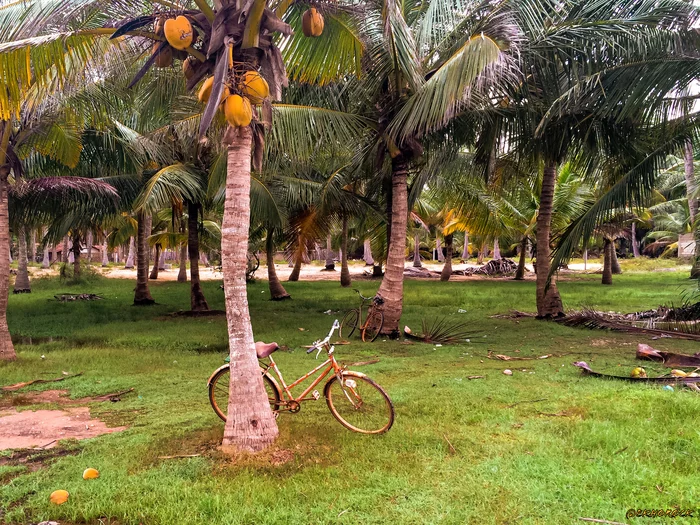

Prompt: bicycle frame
[{"left": 259, "top": 323, "right": 345, "bottom": 409}]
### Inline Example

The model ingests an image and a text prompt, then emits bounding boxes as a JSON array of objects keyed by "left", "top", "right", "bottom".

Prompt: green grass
[{"left": 2, "top": 270, "right": 700, "bottom": 524}]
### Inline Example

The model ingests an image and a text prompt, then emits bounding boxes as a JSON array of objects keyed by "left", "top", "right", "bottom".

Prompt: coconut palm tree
[{"left": 506, "top": 0, "right": 700, "bottom": 315}]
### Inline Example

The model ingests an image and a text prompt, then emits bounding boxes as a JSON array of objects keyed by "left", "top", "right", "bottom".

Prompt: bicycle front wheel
[
  {"left": 324, "top": 372, "right": 394, "bottom": 434},
  {"left": 208, "top": 365, "right": 280, "bottom": 422},
  {"left": 361, "top": 309, "right": 384, "bottom": 342},
  {"left": 340, "top": 309, "right": 360, "bottom": 339}
]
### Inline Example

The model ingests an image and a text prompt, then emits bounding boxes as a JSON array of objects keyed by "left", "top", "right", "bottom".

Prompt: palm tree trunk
[
  {"left": 101, "top": 231, "right": 109, "bottom": 267},
  {"left": 376, "top": 156, "right": 408, "bottom": 335},
  {"left": 493, "top": 239, "right": 501, "bottom": 260},
  {"left": 14, "top": 225, "right": 30, "bottom": 292},
  {"left": 412, "top": 234, "right": 422, "bottom": 267},
  {"left": 125, "top": 236, "right": 135, "bottom": 268},
  {"left": 150, "top": 244, "right": 161, "bottom": 280},
  {"left": 631, "top": 222, "right": 640, "bottom": 258},
  {"left": 324, "top": 234, "right": 335, "bottom": 271},
  {"left": 602, "top": 238, "right": 613, "bottom": 285},
  {"left": 86, "top": 230, "right": 93, "bottom": 264},
  {"left": 0, "top": 163, "right": 15, "bottom": 360},
  {"left": 178, "top": 243, "right": 188, "bottom": 282},
  {"left": 266, "top": 230, "right": 290, "bottom": 300},
  {"left": 72, "top": 234, "right": 81, "bottom": 279},
  {"left": 42, "top": 242, "right": 50, "bottom": 269},
  {"left": 221, "top": 126, "right": 278, "bottom": 453},
  {"left": 187, "top": 201, "right": 209, "bottom": 311},
  {"left": 462, "top": 233, "right": 469, "bottom": 260},
  {"left": 436, "top": 236, "right": 444, "bottom": 262},
  {"left": 684, "top": 141, "right": 699, "bottom": 278},
  {"left": 363, "top": 238, "right": 374, "bottom": 266},
  {"left": 440, "top": 234, "right": 453, "bottom": 281},
  {"left": 514, "top": 237, "right": 528, "bottom": 280},
  {"left": 535, "top": 163, "right": 564, "bottom": 317},
  {"left": 134, "top": 212, "right": 154, "bottom": 305},
  {"left": 30, "top": 228, "right": 36, "bottom": 263},
  {"left": 340, "top": 214, "right": 351, "bottom": 287},
  {"left": 288, "top": 255, "right": 302, "bottom": 281},
  {"left": 477, "top": 247, "right": 484, "bottom": 264},
  {"left": 611, "top": 241, "right": 621, "bottom": 274},
  {"left": 62, "top": 236, "right": 69, "bottom": 262},
  {"left": 52, "top": 243, "right": 58, "bottom": 266}
]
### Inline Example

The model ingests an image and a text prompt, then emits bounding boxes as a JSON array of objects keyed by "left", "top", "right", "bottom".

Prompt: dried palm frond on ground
[
  {"left": 403, "top": 317, "right": 479, "bottom": 344},
  {"left": 458, "top": 259, "right": 518, "bottom": 276},
  {"left": 54, "top": 293, "right": 103, "bottom": 302},
  {"left": 558, "top": 308, "right": 700, "bottom": 341},
  {"left": 573, "top": 361, "right": 700, "bottom": 388},
  {"left": 636, "top": 343, "right": 700, "bottom": 367}
]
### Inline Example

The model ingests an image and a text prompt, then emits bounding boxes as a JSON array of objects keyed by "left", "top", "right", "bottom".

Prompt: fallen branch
[
  {"left": 443, "top": 434, "right": 457, "bottom": 455},
  {"left": 467, "top": 375, "right": 485, "bottom": 380},
  {"left": 158, "top": 454, "right": 201, "bottom": 460},
  {"left": 91, "top": 388, "right": 135, "bottom": 402},
  {"left": 2, "top": 373, "right": 83, "bottom": 392},
  {"left": 578, "top": 518, "right": 627, "bottom": 525},
  {"left": 488, "top": 352, "right": 552, "bottom": 361}
]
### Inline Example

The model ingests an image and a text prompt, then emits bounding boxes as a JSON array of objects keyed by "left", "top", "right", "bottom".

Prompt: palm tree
[{"left": 475, "top": 0, "right": 700, "bottom": 316}]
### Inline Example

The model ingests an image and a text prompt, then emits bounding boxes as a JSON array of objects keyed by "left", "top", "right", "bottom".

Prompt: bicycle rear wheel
[
  {"left": 361, "top": 309, "right": 384, "bottom": 342},
  {"left": 324, "top": 371, "right": 394, "bottom": 434},
  {"left": 208, "top": 364, "right": 280, "bottom": 422},
  {"left": 340, "top": 309, "right": 360, "bottom": 339}
]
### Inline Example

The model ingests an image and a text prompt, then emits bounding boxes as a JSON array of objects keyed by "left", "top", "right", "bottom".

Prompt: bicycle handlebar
[
  {"left": 306, "top": 319, "right": 340, "bottom": 354},
  {"left": 353, "top": 289, "right": 372, "bottom": 301}
]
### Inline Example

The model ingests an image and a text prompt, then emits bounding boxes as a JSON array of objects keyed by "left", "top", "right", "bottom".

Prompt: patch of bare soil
[
  {"left": 0, "top": 407, "right": 127, "bottom": 450},
  {"left": 0, "top": 389, "right": 73, "bottom": 409}
]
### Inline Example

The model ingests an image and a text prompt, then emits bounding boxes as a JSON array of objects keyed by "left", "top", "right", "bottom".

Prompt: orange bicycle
[
  {"left": 208, "top": 320, "right": 395, "bottom": 434},
  {"left": 340, "top": 289, "right": 384, "bottom": 342}
]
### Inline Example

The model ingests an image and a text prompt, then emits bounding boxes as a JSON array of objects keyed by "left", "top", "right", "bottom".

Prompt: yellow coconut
[
  {"left": 83, "top": 468, "right": 100, "bottom": 480},
  {"left": 154, "top": 44, "right": 173, "bottom": 68},
  {"left": 164, "top": 15, "right": 193, "bottom": 50},
  {"left": 198, "top": 77, "right": 229, "bottom": 104},
  {"left": 302, "top": 7, "right": 324, "bottom": 37},
  {"left": 50, "top": 489, "right": 69, "bottom": 505},
  {"left": 240, "top": 71, "right": 269, "bottom": 105},
  {"left": 630, "top": 367, "right": 647, "bottom": 378},
  {"left": 224, "top": 95, "right": 253, "bottom": 127}
]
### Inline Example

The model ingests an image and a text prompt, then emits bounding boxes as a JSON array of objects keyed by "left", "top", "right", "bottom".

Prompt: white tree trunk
[
  {"left": 493, "top": 239, "right": 501, "bottom": 260},
  {"left": 125, "top": 237, "right": 135, "bottom": 268},
  {"left": 436, "top": 237, "right": 444, "bottom": 262},
  {"left": 363, "top": 238, "right": 374, "bottom": 266},
  {"left": 462, "top": 233, "right": 469, "bottom": 260}
]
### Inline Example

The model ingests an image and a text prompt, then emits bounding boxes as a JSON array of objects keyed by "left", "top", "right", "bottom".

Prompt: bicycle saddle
[{"left": 255, "top": 341, "right": 279, "bottom": 359}]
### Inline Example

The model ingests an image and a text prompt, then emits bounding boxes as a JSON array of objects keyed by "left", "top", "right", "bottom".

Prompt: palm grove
[{"left": 0, "top": 0, "right": 698, "bottom": 453}]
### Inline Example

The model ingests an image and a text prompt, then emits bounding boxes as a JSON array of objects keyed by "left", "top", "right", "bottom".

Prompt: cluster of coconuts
[
  {"left": 153, "top": 15, "right": 195, "bottom": 68},
  {"left": 152, "top": 8, "right": 324, "bottom": 129},
  {"left": 197, "top": 69, "right": 270, "bottom": 129}
]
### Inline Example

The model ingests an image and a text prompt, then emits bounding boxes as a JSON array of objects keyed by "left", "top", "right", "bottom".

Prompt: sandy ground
[{"left": 29, "top": 260, "right": 604, "bottom": 283}]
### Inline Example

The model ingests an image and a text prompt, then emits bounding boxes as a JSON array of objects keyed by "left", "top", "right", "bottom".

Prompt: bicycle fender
[
  {"left": 207, "top": 364, "right": 229, "bottom": 386},
  {"left": 323, "top": 370, "right": 367, "bottom": 397}
]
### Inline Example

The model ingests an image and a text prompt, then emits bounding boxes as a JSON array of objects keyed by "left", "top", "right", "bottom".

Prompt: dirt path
[{"left": 0, "top": 407, "right": 126, "bottom": 450}]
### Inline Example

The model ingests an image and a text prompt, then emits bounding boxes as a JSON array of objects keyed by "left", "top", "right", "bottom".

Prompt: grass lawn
[{"left": 1, "top": 268, "right": 700, "bottom": 524}]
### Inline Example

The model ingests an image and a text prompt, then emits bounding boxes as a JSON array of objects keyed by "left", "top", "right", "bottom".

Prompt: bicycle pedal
[
  {"left": 312, "top": 390, "right": 320, "bottom": 400},
  {"left": 273, "top": 412, "right": 279, "bottom": 419}
]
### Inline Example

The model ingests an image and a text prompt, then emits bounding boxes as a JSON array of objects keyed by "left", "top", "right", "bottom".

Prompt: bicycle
[
  {"left": 208, "top": 320, "right": 395, "bottom": 434},
  {"left": 339, "top": 289, "right": 384, "bottom": 342}
]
